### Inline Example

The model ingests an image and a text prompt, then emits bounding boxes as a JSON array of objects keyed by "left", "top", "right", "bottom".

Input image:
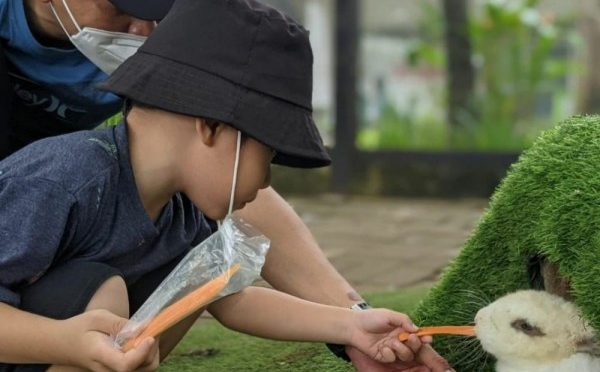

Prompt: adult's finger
[
  {"left": 401, "top": 367, "right": 430, "bottom": 372},
  {"left": 415, "top": 344, "right": 454, "bottom": 372},
  {"left": 420, "top": 335, "right": 433, "bottom": 344},
  {"left": 389, "top": 338, "right": 415, "bottom": 362},
  {"left": 403, "top": 334, "right": 423, "bottom": 354},
  {"left": 377, "top": 346, "right": 397, "bottom": 363}
]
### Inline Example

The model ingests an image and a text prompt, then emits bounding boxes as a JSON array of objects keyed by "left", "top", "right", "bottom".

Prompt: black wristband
[
  {"left": 325, "top": 302, "right": 372, "bottom": 362},
  {"left": 325, "top": 342, "right": 351, "bottom": 362}
]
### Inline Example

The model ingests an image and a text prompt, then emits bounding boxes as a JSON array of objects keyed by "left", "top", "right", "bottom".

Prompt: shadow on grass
[{"left": 161, "top": 287, "right": 430, "bottom": 372}]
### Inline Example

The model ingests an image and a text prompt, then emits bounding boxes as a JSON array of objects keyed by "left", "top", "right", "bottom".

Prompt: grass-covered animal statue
[{"left": 411, "top": 115, "right": 600, "bottom": 371}]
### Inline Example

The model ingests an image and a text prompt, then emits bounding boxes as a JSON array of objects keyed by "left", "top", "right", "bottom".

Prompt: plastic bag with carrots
[{"left": 113, "top": 215, "right": 270, "bottom": 351}]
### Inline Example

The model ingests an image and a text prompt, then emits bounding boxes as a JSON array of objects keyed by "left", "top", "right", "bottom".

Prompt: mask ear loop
[
  {"left": 228, "top": 130, "right": 242, "bottom": 216},
  {"left": 49, "top": 0, "right": 82, "bottom": 36},
  {"left": 217, "top": 130, "right": 242, "bottom": 229}
]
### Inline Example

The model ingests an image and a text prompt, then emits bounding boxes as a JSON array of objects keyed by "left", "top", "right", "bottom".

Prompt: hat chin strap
[{"left": 218, "top": 130, "right": 241, "bottom": 228}]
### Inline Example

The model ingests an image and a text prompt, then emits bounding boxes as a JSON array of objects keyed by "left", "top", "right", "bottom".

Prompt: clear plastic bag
[{"left": 113, "top": 215, "right": 270, "bottom": 350}]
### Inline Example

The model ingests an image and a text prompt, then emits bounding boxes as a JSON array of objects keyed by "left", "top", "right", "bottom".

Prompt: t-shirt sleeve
[{"left": 0, "top": 177, "right": 76, "bottom": 306}]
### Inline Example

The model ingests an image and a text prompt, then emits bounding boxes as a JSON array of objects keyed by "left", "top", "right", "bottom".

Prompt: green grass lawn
[{"left": 161, "top": 287, "right": 429, "bottom": 371}]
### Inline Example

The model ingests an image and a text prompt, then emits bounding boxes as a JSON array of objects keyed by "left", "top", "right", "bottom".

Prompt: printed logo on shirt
[{"left": 11, "top": 77, "right": 88, "bottom": 123}]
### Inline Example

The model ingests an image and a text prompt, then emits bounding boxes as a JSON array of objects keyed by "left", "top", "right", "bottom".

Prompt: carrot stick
[
  {"left": 122, "top": 263, "right": 241, "bottom": 351},
  {"left": 398, "top": 325, "right": 475, "bottom": 342}
]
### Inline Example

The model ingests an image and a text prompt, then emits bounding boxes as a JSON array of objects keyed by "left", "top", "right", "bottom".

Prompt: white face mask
[{"left": 49, "top": 0, "right": 147, "bottom": 75}]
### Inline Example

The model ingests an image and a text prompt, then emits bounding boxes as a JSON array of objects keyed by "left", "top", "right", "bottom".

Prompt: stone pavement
[{"left": 284, "top": 195, "right": 488, "bottom": 292}]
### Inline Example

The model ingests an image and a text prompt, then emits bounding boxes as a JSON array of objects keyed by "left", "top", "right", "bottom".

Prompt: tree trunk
[
  {"left": 443, "top": 0, "right": 476, "bottom": 131},
  {"left": 577, "top": 1, "right": 600, "bottom": 114},
  {"left": 332, "top": 0, "right": 359, "bottom": 193}
]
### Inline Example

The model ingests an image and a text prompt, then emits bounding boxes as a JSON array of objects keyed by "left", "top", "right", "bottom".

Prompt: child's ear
[{"left": 194, "top": 118, "right": 221, "bottom": 146}]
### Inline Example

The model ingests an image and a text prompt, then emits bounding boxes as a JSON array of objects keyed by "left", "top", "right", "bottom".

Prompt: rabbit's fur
[{"left": 474, "top": 290, "right": 600, "bottom": 372}]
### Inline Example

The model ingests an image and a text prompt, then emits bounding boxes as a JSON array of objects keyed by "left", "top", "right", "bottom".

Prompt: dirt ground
[{"left": 284, "top": 195, "right": 489, "bottom": 292}]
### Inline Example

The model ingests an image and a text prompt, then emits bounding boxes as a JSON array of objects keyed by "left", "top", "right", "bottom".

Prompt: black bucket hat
[
  {"left": 109, "top": 0, "right": 174, "bottom": 21},
  {"left": 99, "top": 0, "right": 331, "bottom": 168}
]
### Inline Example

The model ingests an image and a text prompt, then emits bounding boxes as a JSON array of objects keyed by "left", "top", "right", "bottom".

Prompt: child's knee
[{"left": 85, "top": 275, "right": 129, "bottom": 318}]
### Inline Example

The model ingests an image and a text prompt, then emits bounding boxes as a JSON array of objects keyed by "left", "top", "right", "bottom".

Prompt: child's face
[{"left": 185, "top": 124, "right": 273, "bottom": 220}]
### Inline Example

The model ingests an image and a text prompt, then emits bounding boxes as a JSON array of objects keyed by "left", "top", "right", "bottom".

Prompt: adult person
[{"left": 0, "top": 1, "right": 452, "bottom": 371}]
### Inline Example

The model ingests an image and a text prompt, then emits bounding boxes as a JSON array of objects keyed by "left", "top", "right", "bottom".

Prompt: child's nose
[{"left": 128, "top": 18, "right": 155, "bottom": 37}]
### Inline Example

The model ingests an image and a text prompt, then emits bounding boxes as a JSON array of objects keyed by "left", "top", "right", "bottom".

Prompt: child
[{"left": 0, "top": 0, "right": 431, "bottom": 371}]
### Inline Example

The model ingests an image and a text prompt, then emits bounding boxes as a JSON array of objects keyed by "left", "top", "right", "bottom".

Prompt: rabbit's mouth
[{"left": 473, "top": 329, "right": 500, "bottom": 358}]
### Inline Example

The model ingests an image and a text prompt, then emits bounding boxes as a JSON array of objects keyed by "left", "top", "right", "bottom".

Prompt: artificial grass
[
  {"left": 161, "top": 287, "right": 429, "bottom": 371},
  {"left": 412, "top": 115, "right": 600, "bottom": 371}
]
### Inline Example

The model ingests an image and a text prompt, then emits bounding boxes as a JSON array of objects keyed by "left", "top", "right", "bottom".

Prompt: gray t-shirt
[{"left": 0, "top": 122, "right": 213, "bottom": 306}]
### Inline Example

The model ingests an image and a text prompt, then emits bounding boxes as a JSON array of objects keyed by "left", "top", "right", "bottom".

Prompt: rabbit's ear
[{"left": 575, "top": 337, "right": 600, "bottom": 355}]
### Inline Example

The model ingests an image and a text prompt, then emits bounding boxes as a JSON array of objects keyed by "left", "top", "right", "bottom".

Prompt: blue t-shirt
[
  {"left": 0, "top": 0, "right": 122, "bottom": 132},
  {"left": 0, "top": 123, "right": 213, "bottom": 307}
]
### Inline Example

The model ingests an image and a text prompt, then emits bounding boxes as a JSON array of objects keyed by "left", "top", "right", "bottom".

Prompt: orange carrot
[
  {"left": 122, "top": 264, "right": 241, "bottom": 351},
  {"left": 398, "top": 325, "right": 475, "bottom": 342}
]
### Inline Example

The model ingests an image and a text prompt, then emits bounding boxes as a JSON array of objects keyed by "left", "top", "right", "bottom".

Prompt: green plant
[
  {"left": 357, "top": 103, "right": 449, "bottom": 150},
  {"left": 470, "top": 0, "right": 575, "bottom": 127},
  {"left": 360, "top": 0, "right": 581, "bottom": 151}
]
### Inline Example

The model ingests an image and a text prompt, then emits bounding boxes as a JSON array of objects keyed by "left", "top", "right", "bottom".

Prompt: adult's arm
[
  {"left": 234, "top": 186, "right": 454, "bottom": 371},
  {"left": 235, "top": 186, "right": 362, "bottom": 308}
]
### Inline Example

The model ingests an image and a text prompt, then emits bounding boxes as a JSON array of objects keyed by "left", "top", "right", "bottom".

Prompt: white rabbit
[{"left": 474, "top": 290, "right": 600, "bottom": 372}]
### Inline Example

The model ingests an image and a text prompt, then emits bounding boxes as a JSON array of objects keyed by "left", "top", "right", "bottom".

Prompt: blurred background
[
  {"left": 258, "top": 0, "right": 596, "bottom": 197},
  {"left": 253, "top": 0, "right": 599, "bottom": 296}
]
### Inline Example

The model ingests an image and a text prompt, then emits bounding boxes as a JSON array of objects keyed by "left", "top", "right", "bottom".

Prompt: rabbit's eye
[{"left": 511, "top": 319, "right": 545, "bottom": 337}]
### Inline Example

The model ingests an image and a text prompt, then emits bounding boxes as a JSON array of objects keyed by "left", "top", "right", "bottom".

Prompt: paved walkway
[{"left": 285, "top": 195, "right": 488, "bottom": 292}]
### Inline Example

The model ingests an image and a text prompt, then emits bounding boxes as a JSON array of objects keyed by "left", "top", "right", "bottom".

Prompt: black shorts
[{"left": 0, "top": 255, "right": 185, "bottom": 372}]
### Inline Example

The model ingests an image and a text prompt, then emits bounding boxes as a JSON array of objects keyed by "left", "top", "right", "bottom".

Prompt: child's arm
[
  {"left": 208, "top": 286, "right": 422, "bottom": 363},
  {"left": 0, "top": 303, "right": 156, "bottom": 370}
]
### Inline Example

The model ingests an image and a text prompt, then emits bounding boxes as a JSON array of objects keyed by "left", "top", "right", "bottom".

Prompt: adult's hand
[{"left": 347, "top": 344, "right": 454, "bottom": 372}]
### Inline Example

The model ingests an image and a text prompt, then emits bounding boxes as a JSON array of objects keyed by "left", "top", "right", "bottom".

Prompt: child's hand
[
  {"left": 349, "top": 309, "right": 426, "bottom": 364},
  {"left": 61, "top": 309, "right": 159, "bottom": 371}
]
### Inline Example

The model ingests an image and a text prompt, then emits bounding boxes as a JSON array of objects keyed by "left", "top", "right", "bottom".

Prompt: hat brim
[
  {"left": 109, "top": 0, "right": 174, "bottom": 20},
  {"left": 98, "top": 52, "right": 331, "bottom": 168}
]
